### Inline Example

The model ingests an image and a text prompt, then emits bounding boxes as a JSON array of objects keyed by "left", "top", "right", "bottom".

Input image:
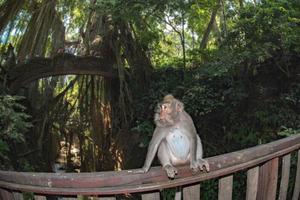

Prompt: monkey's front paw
[{"left": 164, "top": 164, "right": 178, "bottom": 178}]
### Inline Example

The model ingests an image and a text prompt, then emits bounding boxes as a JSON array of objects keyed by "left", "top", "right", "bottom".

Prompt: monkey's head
[{"left": 154, "top": 94, "right": 184, "bottom": 127}]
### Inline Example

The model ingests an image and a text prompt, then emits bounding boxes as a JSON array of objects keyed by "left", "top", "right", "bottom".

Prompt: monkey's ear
[{"left": 176, "top": 101, "right": 184, "bottom": 112}]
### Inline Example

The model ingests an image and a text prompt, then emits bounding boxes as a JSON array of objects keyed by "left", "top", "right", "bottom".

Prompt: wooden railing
[{"left": 0, "top": 134, "right": 299, "bottom": 200}]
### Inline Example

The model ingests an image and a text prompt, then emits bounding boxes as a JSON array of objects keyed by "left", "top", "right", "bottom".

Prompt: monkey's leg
[
  {"left": 196, "top": 135, "right": 210, "bottom": 172},
  {"left": 158, "top": 141, "right": 178, "bottom": 178}
]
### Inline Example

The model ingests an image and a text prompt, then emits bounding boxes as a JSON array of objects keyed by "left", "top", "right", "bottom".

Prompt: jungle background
[{"left": 0, "top": 0, "right": 299, "bottom": 199}]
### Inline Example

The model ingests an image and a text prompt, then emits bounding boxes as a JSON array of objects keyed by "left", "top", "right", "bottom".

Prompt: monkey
[{"left": 136, "top": 94, "right": 209, "bottom": 178}]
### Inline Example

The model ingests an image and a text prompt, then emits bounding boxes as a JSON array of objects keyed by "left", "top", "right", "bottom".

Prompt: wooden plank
[
  {"left": 34, "top": 195, "right": 47, "bottom": 200},
  {"left": 141, "top": 192, "right": 160, "bottom": 200},
  {"left": 99, "top": 197, "right": 116, "bottom": 200},
  {"left": 61, "top": 197, "right": 77, "bottom": 200},
  {"left": 257, "top": 158, "right": 279, "bottom": 200},
  {"left": 278, "top": 154, "right": 291, "bottom": 200},
  {"left": 292, "top": 150, "right": 300, "bottom": 200},
  {"left": 246, "top": 166, "right": 259, "bottom": 200},
  {"left": 0, "top": 188, "right": 14, "bottom": 199},
  {"left": 175, "top": 191, "right": 181, "bottom": 200},
  {"left": 183, "top": 184, "right": 200, "bottom": 200},
  {"left": 218, "top": 175, "right": 233, "bottom": 200},
  {"left": 13, "top": 192, "right": 24, "bottom": 199}
]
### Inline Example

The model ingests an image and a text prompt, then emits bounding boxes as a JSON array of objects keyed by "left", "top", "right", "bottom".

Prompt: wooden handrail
[{"left": 0, "top": 134, "right": 299, "bottom": 198}]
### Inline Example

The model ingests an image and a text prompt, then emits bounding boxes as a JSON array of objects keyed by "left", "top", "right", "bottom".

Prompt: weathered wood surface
[
  {"left": 246, "top": 166, "right": 259, "bottom": 200},
  {"left": 292, "top": 150, "right": 300, "bottom": 200},
  {"left": 13, "top": 191, "right": 23, "bottom": 200},
  {"left": 0, "top": 188, "right": 13, "bottom": 199},
  {"left": 0, "top": 134, "right": 299, "bottom": 196},
  {"left": 34, "top": 195, "right": 47, "bottom": 200},
  {"left": 141, "top": 192, "right": 160, "bottom": 200},
  {"left": 99, "top": 197, "right": 116, "bottom": 200},
  {"left": 8, "top": 53, "right": 117, "bottom": 92},
  {"left": 218, "top": 175, "right": 233, "bottom": 200},
  {"left": 183, "top": 184, "right": 200, "bottom": 200},
  {"left": 278, "top": 154, "right": 291, "bottom": 200},
  {"left": 257, "top": 158, "right": 279, "bottom": 200},
  {"left": 175, "top": 191, "right": 181, "bottom": 200}
]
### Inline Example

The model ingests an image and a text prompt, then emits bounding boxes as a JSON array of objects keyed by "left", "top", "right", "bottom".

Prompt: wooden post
[
  {"left": 218, "top": 175, "right": 233, "bottom": 200},
  {"left": 246, "top": 166, "right": 259, "bottom": 200},
  {"left": 34, "top": 195, "right": 47, "bottom": 200},
  {"left": 292, "top": 150, "right": 300, "bottom": 200},
  {"left": 183, "top": 184, "right": 200, "bottom": 200},
  {"left": 175, "top": 191, "right": 182, "bottom": 200},
  {"left": 257, "top": 158, "right": 279, "bottom": 200},
  {"left": 141, "top": 192, "right": 160, "bottom": 200},
  {"left": 278, "top": 154, "right": 291, "bottom": 200},
  {"left": 0, "top": 188, "right": 14, "bottom": 199},
  {"left": 99, "top": 197, "right": 116, "bottom": 200},
  {"left": 13, "top": 192, "right": 24, "bottom": 200}
]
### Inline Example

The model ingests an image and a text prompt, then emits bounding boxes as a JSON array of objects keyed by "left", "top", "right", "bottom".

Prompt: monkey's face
[
  {"left": 160, "top": 103, "right": 173, "bottom": 122},
  {"left": 154, "top": 102, "right": 177, "bottom": 127}
]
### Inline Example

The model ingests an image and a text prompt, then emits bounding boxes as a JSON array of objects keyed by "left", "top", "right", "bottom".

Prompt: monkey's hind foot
[
  {"left": 164, "top": 164, "right": 178, "bottom": 178},
  {"left": 198, "top": 158, "right": 210, "bottom": 172},
  {"left": 190, "top": 159, "right": 210, "bottom": 172}
]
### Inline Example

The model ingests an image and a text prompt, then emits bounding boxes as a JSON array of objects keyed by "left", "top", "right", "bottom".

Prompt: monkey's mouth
[{"left": 160, "top": 118, "right": 174, "bottom": 125}]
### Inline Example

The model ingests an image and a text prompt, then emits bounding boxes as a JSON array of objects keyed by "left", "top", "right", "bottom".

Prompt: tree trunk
[
  {"left": 51, "top": 15, "right": 65, "bottom": 55},
  {"left": 181, "top": 11, "right": 186, "bottom": 69},
  {"left": 213, "top": 19, "right": 222, "bottom": 44},
  {"left": 67, "top": 131, "right": 74, "bottom": 171},
  {"left": 120, "top": 22, "right": 152, "bottom": 85},
  {"left": 200, "top": 0, "right": 221, "bottom": 49},
  {"left": 220, "top": 0, "right": 228, "bottom": 38}
]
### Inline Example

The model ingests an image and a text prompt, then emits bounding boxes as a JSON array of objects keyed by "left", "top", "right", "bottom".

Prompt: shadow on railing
[{"left": 0, "top": 134, "right": 299, "bottom": 200}]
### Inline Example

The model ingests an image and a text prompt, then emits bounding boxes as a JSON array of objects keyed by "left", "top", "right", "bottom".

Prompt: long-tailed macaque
[{"left": 137, "top": 95, "right": 209, "bottom": 178}]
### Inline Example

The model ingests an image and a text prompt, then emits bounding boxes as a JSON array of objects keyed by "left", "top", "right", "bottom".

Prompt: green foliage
[
  {"left": 221, "top": 0, "right": 300, "bottom": 76},
  {"left": 182, "top": 77, "right": 225, "bottom": 116},
  {"left": 161, "top": 188, "right": 176, "bottom": 200},
  {"left": 281, "top": 83, "right": 300, "bottom": 108},
  {"left": 0, "top": 95, "right": 31, "bottom": 140},
  {"left": 0, "top": 95, "right": 32, "bottom": 162},
  {"left": 0, "top": 139, "right": 9, "bottom": 161},
  {"left": 278, "top": 126, "right": 299, "bottom": 137},
  {"left": 200, "top": 179, "right": 218, "bottom": 200},
  {"left": 131, "top": 120, "right": 154, "bottom": 146}
]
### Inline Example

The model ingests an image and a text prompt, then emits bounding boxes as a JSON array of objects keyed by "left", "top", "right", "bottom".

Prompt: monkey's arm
[
  {"left": 189, "top": 131, "right": 198, "bottom": 169},
  {"left": 183, "top": 113, "right": 200, "bottom": 170},
  {"left": 135, "top": 128, "right": 165, "bottom": 173},
  {"left": 142, "top": 128, "right": 166, "bottom": 171},
  {"left": 187, "top": 120, "right": 210, "bottom": 172}
]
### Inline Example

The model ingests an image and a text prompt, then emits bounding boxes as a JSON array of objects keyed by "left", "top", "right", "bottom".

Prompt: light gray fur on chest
[{"left": 166, "top": 127, "right": 190, "bottom": 160}]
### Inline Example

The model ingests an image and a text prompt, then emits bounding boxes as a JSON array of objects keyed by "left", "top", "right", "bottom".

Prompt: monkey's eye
[{"left": 161, "top": 104, "right": 167, "bottom": 110}]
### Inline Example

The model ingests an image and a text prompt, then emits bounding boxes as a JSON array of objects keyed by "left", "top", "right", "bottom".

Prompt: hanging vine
[
  {"left": 0, "top": 0, "right": 25, "bottom": 33},
  {"left": 17, "top": 0, "right": 62, "bottom": 60}
]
